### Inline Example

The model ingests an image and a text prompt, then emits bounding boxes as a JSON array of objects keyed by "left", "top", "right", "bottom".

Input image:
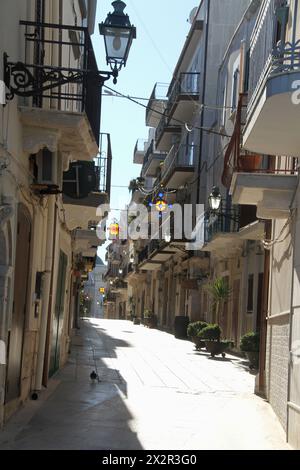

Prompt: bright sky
[{"left": 93, "top": 0, "right": 199, "bottom": 262}]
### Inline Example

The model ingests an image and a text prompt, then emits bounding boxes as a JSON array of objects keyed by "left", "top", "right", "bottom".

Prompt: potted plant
[
  {"left": 199, "top": 324, "right": 232, "bottom": 358},
  {"left": 144, "top": 309, "right": 158, "bottom": 329},
  {"left": 240, "top": 332, "right": 260, "bottom": 369},
  {"left": 206, "top": 277, "right": 232, "bottom": 324},
  {"left": 187, "top": 321, "right": 208, "bottom": 350}
]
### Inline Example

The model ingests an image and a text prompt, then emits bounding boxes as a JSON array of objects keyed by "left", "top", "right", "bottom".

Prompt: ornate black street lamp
[
  {"left": 208, "top": 186, "right": 222, "bottom": 213},
  {"left": 207, "top": 186, "right": 239, "bottom": 224},
  {"left": 3, "top": 1, "right": 136, "bottom": 101},
  {"left": 100, "top": 1, "right": 136, "bottom": 74}
]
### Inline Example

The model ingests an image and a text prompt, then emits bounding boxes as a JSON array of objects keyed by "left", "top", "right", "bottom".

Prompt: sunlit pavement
[{"left": 0, "top": 319, "right": 290, "bottom": 450}]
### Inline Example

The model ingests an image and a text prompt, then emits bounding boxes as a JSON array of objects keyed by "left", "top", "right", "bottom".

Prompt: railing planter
[{"left": 238, "top": 154, "right": 262, "bottom": 172}]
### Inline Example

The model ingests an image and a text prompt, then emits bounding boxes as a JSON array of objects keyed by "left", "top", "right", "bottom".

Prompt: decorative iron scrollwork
[{"left": 3, "top": 53, "right": 87, "bottom": 101}]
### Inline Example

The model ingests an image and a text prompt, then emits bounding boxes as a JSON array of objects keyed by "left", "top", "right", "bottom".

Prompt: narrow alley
[{"left": 0, "top": 320, "right": 289, "bottom": 450}]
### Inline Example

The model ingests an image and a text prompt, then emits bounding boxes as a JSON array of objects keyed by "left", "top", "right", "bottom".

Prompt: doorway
[
  {"left": 232, "top": 279, "right": 240, "bottom": 347},
  {"left": 49, "top": 250, "right": 67, "bottom": 378},
  {"left": 5, "top": 205, "right": 31, "bottom": 403}
]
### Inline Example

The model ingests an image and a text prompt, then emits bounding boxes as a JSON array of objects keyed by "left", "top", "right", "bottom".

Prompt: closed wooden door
[
  {"left": 49, "top": 250, "right": 67, "bottom": 377},
  {"left": 232, "top": 279, "right": 240, "bottom": 346},
  {"left": 5, "top": 205, "right": 31, "bottom": 403}
]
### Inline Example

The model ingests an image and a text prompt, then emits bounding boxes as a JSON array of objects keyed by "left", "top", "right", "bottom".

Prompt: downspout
[
  {"left": 258, "top": 220, "right": 271, "bottom": 396},
  {"left": 292, "top": 0, "right": 298, "bottom": 44},
  {"left": 196, "top": 0, "right": 210, "bottom": 206},
  {"left": 34, "top": 195, "right": 56, "bottom": 393}
]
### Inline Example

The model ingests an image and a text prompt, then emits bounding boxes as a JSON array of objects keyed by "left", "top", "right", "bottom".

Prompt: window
[
  {"left": 221, "top": 73, "right": 228, "bottom": 127},
  {"left": 231, "top": 68, "right": 240, "bottom": 112},
  {"left": 247, "top": 274, "right": 254, "bottom": 312},
  {"left": 243, "top": 49, "right": 250, "bottom": 92},
  {"left": 273, "top": 4, "right": 289, "bottom": 48}
]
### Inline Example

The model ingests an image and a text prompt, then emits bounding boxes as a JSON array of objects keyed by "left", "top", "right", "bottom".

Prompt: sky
[{"left": 93, "top": 0, "right": 199, "bottom": 262}]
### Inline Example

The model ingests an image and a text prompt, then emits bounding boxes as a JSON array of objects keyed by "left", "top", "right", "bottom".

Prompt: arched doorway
[{"left": 5, "top": 204, "right": 31, "bottom": 403}]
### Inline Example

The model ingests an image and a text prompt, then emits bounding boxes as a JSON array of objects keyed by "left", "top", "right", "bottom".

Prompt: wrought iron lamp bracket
[
  {"left": 3, "top": 52, "right": 118, "bottom": 103},
  {"left": 205, "top": 209, "right": 239, "bottom": 224}
]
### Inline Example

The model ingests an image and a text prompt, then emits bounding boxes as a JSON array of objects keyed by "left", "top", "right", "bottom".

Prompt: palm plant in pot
[
  {"left": 199, "top": 324, "right": 233, "bottom": 358},
  {"left": 206, "top": 277, "right": 232, "bottom": 325},
  {"left": 187, "top": 321, "right": 208, "bottom": 350},
  {"left": 240, "top": 332, "right": 260, "bottom": 369}
]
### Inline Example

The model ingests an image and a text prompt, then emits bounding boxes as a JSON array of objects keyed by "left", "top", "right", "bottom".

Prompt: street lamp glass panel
[
  {"left": 208, "top": 187, "right": 222, "bottom": 212},
  {"left": 100, "top": 1, "right": 136, "bottom": 70}
]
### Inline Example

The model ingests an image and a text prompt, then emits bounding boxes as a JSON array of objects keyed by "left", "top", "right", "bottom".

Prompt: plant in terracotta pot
[
  {"left": 240, "top": 332, "right": 260, "bottom": 369},
  {"left": 199, "top": 324, "right": 232, "bottom": 358},
  {"left": 187, "top": 321, "right": 208, "bottom": 350}
]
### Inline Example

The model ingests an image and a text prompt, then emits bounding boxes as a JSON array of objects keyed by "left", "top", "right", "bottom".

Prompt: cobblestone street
[{"left": 0, "top": 319, "right": 290, "bottom": 450}]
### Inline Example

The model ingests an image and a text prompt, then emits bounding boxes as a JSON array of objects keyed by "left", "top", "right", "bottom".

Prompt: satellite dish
[{"left": 189, "top": 7, "right": 198, "bottom": 24}]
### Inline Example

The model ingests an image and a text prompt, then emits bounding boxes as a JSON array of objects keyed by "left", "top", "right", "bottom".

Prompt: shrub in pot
[
  {"left": 199, "top": 324, "right": 231, "bottom": 358},
  {"left": 187, "top": 321, "right": 208, "bottom": 349},
  {"left": 198, "top": 324, "right": 221, "bottom": 342},
  {"left": 240, "top": 332, "right": 260, "bottom": 369}
]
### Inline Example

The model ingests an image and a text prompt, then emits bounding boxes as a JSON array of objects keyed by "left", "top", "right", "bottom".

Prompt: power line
[
  {"left": 103, "top": 84, "right": 232, "bottom": 139},
  {"left": 102, "top": 91, "right": 242, "bottom": 110}
]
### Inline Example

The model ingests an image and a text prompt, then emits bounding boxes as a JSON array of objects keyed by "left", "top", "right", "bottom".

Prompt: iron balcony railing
[
  {"left": 143, "top": 140, "right": 155, "bottom": 166},
  {"left": 160, "top": 143, "right": 197, "bottom": 182},
  {"left": 97, "top": 133, "right": 112, "bottom": 197},
  {"left": 222, "top": 94, "right": 298, "bottom": 189},
  {"left": 142, "top": 140, "right": 166, "bottom": 174},
  {"left": 168, "top": 72, "right": 200, "bottom": 109},
  {"left": 247, "top": 0, "right": 300, "bottom": 114},
  {"left": 204, "top": 204, "right": 240, "bottom": 244},
  {"left": 146, "top": 82, "right": 168, "bottom": 124},
  {"left": 12, "top": 21, "right": 101, "bottom": 145},
  {"left": 62, "top": 133, "right": 112, "bottom": 202},
  {"left": 138, "top": 239, "right": 161, "bottom": 265},
  {"left": 134, "top": 138, "right": 147, "bottom": 156}
]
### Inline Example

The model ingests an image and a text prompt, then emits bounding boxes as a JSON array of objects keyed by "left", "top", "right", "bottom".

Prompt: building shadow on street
[{"left": 0, "top": 319, "right": 143, "bottom": 450}]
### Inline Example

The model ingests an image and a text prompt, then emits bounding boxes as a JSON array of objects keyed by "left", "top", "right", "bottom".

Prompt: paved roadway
[{"left": 0, "top": 319, "right": 290, "bottom": 450}]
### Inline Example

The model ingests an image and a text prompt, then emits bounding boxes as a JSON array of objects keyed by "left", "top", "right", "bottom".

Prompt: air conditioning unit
[{"left": 30, "top": 148, "right": 61, "bottom": 195}]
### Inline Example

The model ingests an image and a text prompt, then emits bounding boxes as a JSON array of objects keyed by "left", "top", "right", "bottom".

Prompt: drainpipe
[
  {"left": 258, "top": 220, "right": 271, "bottom": 396},
  {"left": 292, "top": 0, "right": 298, "bottom": 45},
  {"left": 34, "top": 195, "right": 56, "bottom": 393},
  {"left": 196, "top": 0, "right": 210, "bottom": 206}
]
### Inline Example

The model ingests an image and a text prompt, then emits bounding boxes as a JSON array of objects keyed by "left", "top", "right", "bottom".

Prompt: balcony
[
  {"left": 167, "top": 73, "right": 200, "bottom": 122},
  {"left": 62, "top": 133, "right": 112, "bottom": 229},
  {"left": 146, "top": 83, "right": 168, "bottom": 128},
  {"left": 244, "top": 35, "right": 300, "bottom": 156},
  {"left": 138, "top": 239, "right": 180, "bottom": 271},
  {"left": 155, "top": 114, "right": 181, "bottom": 152},
  {"left": 133, "top": 139, "right": 147, "bottom": 164},
  {"left": 131, "top": 177, "right": 154, "bottom": 204},
  {"left": 203, "top": 205, "right": 241, "bottom": 253},
  {"left": 142, "top": 140, "right": 166, "bottom": 178},
  {"left": 160, "top": 143, "right": 197, "bottom": 188},
  {"left": 73, "top": 229, "right": 101, "bottom": 255},
  {"left": 11, "top": 21, "right": 101, "bottom": 160},
  {"left": 203, "top": 204, "right": 264, "bottom": 255},
  {"left": 222, "top": 92, "right": 298, "bottom": 219},
  {"left": 230, "top": 172, "right": 298, "bottom": 219}
]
